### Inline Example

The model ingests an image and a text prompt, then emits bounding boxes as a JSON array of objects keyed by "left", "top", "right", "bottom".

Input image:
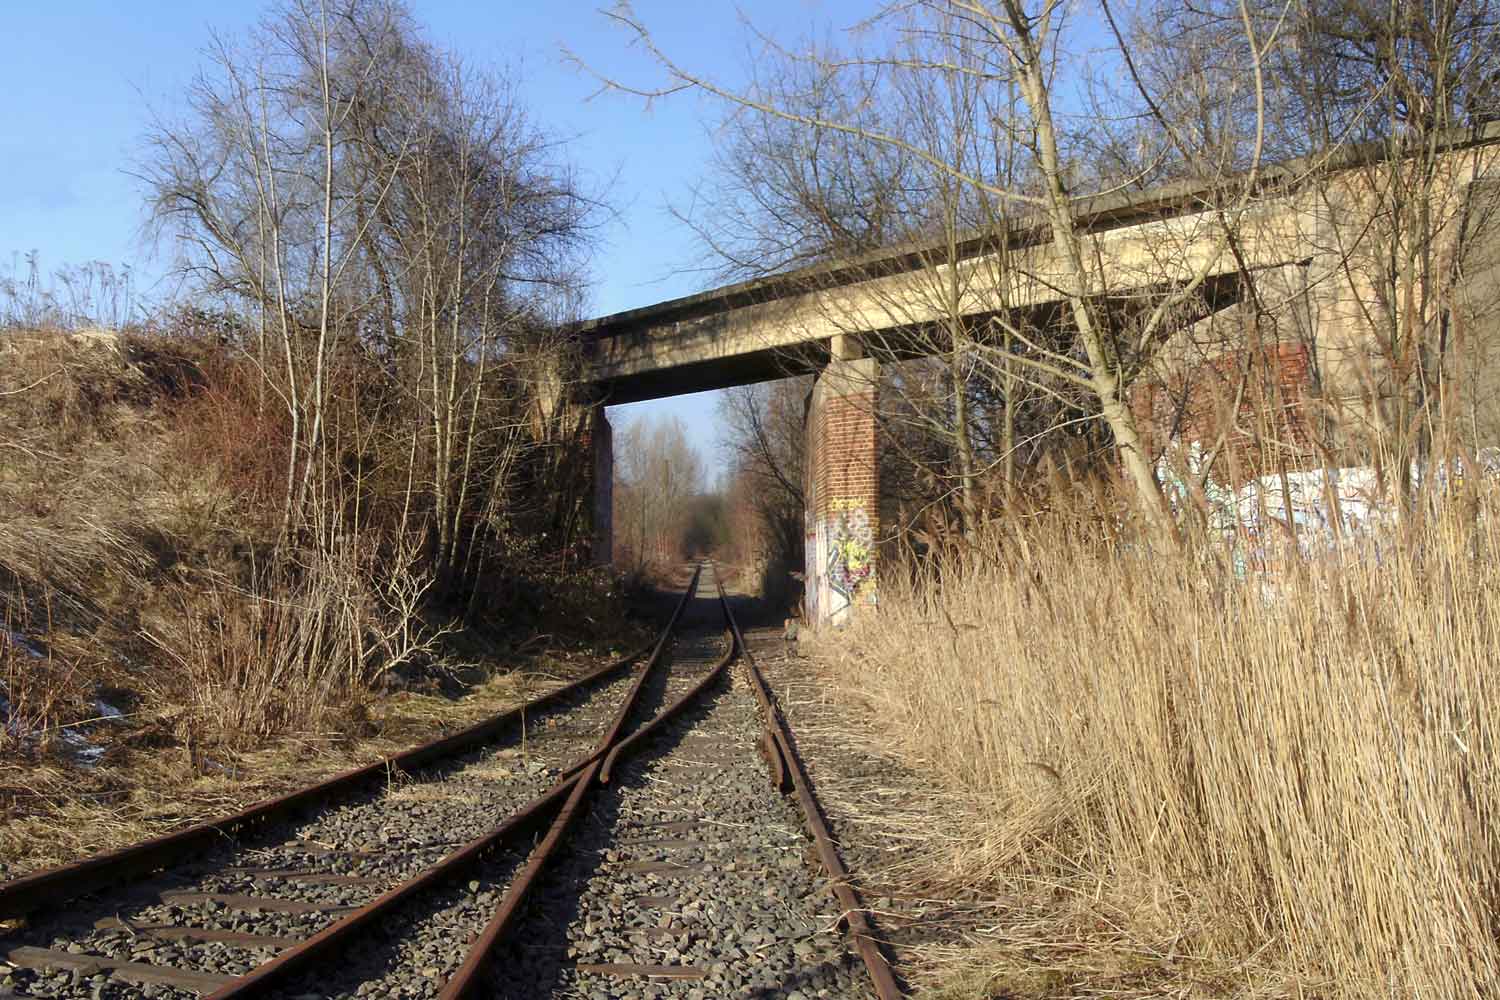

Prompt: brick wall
[
  {"left": 810, "top": 390, "right": 880, "bottom": 518},
  {"left": 1133, "top": 342, "right": 1316, "bottom": 480},
  {"left": 805, "top": 360, "right": 881, "bottom": 625}
]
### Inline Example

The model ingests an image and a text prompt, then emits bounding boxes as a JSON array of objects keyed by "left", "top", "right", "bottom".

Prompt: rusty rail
[
  {"left": 5, "top": 564, "right": 905, "bottom": 999},
  {"left": 0, "top": 587, "right": 679, "bottom": 921},
  {"left": 600, "top": 626, "right": 735, "bottom": 783},
  {"left": 439, "top": 566, "right": 710, "bottom": 999},
  {"left": 714, "top": 568, "right": 906, "bottom": 1000},
  {"left": 202, "top": 777, "right": 578, "bottom": 998},
  {"left": 203, "top": 567, "right": 703, "bottom": 999}
]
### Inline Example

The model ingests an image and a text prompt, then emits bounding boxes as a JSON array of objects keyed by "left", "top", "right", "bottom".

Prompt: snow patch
[
  {"left": 4, "top": 631, "right": 44, "bottom": 659},
  {"left": 59, "top": 728, "right": 105, "bottom": 765}
]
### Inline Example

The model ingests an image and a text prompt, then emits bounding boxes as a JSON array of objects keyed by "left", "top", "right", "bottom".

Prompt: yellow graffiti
[
  {"left": 837, "top": 536, "right": 872, "bottom": 579},
  {"left": 826, "top": 503, "right": 875, "bottom": 605}
]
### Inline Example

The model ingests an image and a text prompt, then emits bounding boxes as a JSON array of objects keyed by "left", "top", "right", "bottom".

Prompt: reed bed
[{"left": 834, "top": 502, "right": 1500, "bottom": 997}]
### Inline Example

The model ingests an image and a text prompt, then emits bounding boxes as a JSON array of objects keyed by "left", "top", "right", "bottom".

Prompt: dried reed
[{"left": 835, "top": 495, "right": 1500, "bottom": 996}]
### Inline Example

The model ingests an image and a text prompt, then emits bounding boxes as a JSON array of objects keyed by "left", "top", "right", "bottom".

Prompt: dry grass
[
  {"left": 818, "top": 499, "right": 1500, "bottom": 998},
  {"left": 383, "top": 782, "right": 483, "bottom": 806},
  {"left": 0, "top": 326, "right": 648, "bottom": 879},
  {"left": 0, "top": 329, "right": 227, "bottom": 745},
  {"left": 0, "top": 328, "right": 435, "bottom": 747},
  {"left": 0, "top": 660, "right": 580, "bottom": 879},
  {"left": 141, "top": 539, "right": 444, "bottom": 747}
]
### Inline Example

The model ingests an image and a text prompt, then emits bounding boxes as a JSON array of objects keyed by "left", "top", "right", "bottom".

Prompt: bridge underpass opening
[
  {"left": 584, "top": 293, "right": 1265, "bottom": 628},
  {"left": 604, "top": 387, "right": 730, "bottom": 576},
  {"left": 575, "top": 167, "right": 1363, "bottom": 624},
  {"left": 589, "top": 333, "right": 883, "bottom": 628}
]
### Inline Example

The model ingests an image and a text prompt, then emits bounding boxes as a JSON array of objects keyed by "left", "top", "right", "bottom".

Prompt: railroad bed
[{"left": 0, "top": 565, "right": 900, "bottom": 1000}]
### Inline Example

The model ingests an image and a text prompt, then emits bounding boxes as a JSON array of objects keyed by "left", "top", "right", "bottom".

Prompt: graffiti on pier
[
  {"left": 804, "top": 509, "right": 820, "bottom": 623},
  {"left": 825, "top": 499, "right": 873, "bottom": 610},
  {"left": 806, "top": 498, "right": 876, "bottom": 625}
]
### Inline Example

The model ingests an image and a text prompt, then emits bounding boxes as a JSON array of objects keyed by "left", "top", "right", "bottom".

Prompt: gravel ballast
[
  {"left": 3, "top": 569, "right": 888, "bottom": 999},
  {"left": 480, "top": 582, "right": 875, "bottom": 998},
  {"left": 0, "top": 665, "right": 645, "bottom": 999}
]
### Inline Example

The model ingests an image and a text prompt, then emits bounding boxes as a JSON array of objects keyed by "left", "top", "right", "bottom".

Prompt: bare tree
[
  {"left": 677, "top": 24, "right": 1063, "bottom": 536},
  {"left": 1288, "top": 0, "right": 1500, "bottom": 506},
  {"left": 1108, "top": 0, "right": 1500, "bottom": 519},
  {"left": 613, "top": 413, "right": 706, "bottom": 571},
  {"left": 143, "top": 0, "right": 602, "bottom": 599},
  {"left": 588, "top": 1, "right": 1279, "bottom": 537},
  {"left": 719, "top": 378, "right": 807, "bottom": 591},
  {"left": 143, "top": 0, "right": 603, "bottom": 638},
  {"left": 675, "top": 48, "right": 928, "bottom": 281}
]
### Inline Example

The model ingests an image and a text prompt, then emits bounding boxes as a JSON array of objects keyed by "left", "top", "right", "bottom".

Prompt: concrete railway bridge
[{"left": 574, "top": 134, "right": 1500, "bottom": 624}]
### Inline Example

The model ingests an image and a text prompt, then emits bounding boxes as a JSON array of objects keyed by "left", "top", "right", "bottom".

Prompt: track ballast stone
[
  {"left": 0, "top": 667, "right": 642, "bottom": 999},
  {"left": 482, "top": 617, "right": 873, "bottom": 998}
]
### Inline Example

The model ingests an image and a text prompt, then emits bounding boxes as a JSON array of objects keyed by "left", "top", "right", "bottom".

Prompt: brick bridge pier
[{"left": 802, "top": 336, "right": 879, "bottom": 624}]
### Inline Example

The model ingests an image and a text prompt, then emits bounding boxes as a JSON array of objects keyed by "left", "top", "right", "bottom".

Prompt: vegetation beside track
[
  {"left": 0, "top": 324, "right": 652, "bottom": 879},
  {"left": 3, "top": 0, "right": 627, "bottom": 877},
  {"left": 0, "top": 639, "right": 652, "bottom": 882},
  {"left": 803, "top": 497, "right": 1500, "bottom": 999}
]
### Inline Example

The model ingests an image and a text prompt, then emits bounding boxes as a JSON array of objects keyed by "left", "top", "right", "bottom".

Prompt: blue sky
[{"left": 0, "top": 1, "right": 874, "bottom": 480}]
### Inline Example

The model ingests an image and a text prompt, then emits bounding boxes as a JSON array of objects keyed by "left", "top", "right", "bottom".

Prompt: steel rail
[
  {"left": 438, "top": 565, "right": 714, "bottom": 1000},
  {"left": 587, "top": 566, "right": 703, "bottom": 763},
  {"left": 200, "top": 775, "right": 580, "bottom": 999},
  {"left": 0, "top": 635, "right": 667, "bottom": 922},
  {"left": 200, "top": 567, "right": 703, "bottom": 999},
  {"left": 714, "top": 567, "right": 906, "bottom": 1000},
  {"left": 598, "top": 630, "right": 734, "bottom": 784},
  {"left": 440, "top": 756, "right": 603, "bottom": 1000}
]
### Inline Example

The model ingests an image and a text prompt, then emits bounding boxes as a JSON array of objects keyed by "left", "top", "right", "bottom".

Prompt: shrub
[{"left": 144, "top": 536, "right": 439, "bottom": 746}]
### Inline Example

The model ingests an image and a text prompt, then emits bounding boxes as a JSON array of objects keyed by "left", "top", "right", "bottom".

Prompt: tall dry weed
[
  {"left": 163, "top": 349, "right": 290, "bottom": 514},
  {"left": 838, "top": 499, "right": 1500, "bottom": 996},
  {"left": 0, "top": 594, "right": 86, "bottom": 755},
  {"left": 143, "top": 538, "right": 440, "bottom": 746}
]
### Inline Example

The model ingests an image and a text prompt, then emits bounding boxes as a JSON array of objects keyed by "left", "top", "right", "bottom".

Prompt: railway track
[{"left": 0, "top": 564, "right": 900, "bottom": 999}]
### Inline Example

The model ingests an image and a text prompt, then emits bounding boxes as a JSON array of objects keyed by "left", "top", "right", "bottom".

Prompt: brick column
[
  {"left": 592, "top": 408, "right": 613, "bottom": 566},
  {"left": 804, "top": 343, "right": 879, "bottom": 626}
]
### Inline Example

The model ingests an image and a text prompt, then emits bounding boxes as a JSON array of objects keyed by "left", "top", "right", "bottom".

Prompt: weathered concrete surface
[
  {"left": 582, "top": 133, "right": 1500, "bottom": 411},
  {"left": 582, "top": 198, "right": 1301, "bottom": 403}
]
